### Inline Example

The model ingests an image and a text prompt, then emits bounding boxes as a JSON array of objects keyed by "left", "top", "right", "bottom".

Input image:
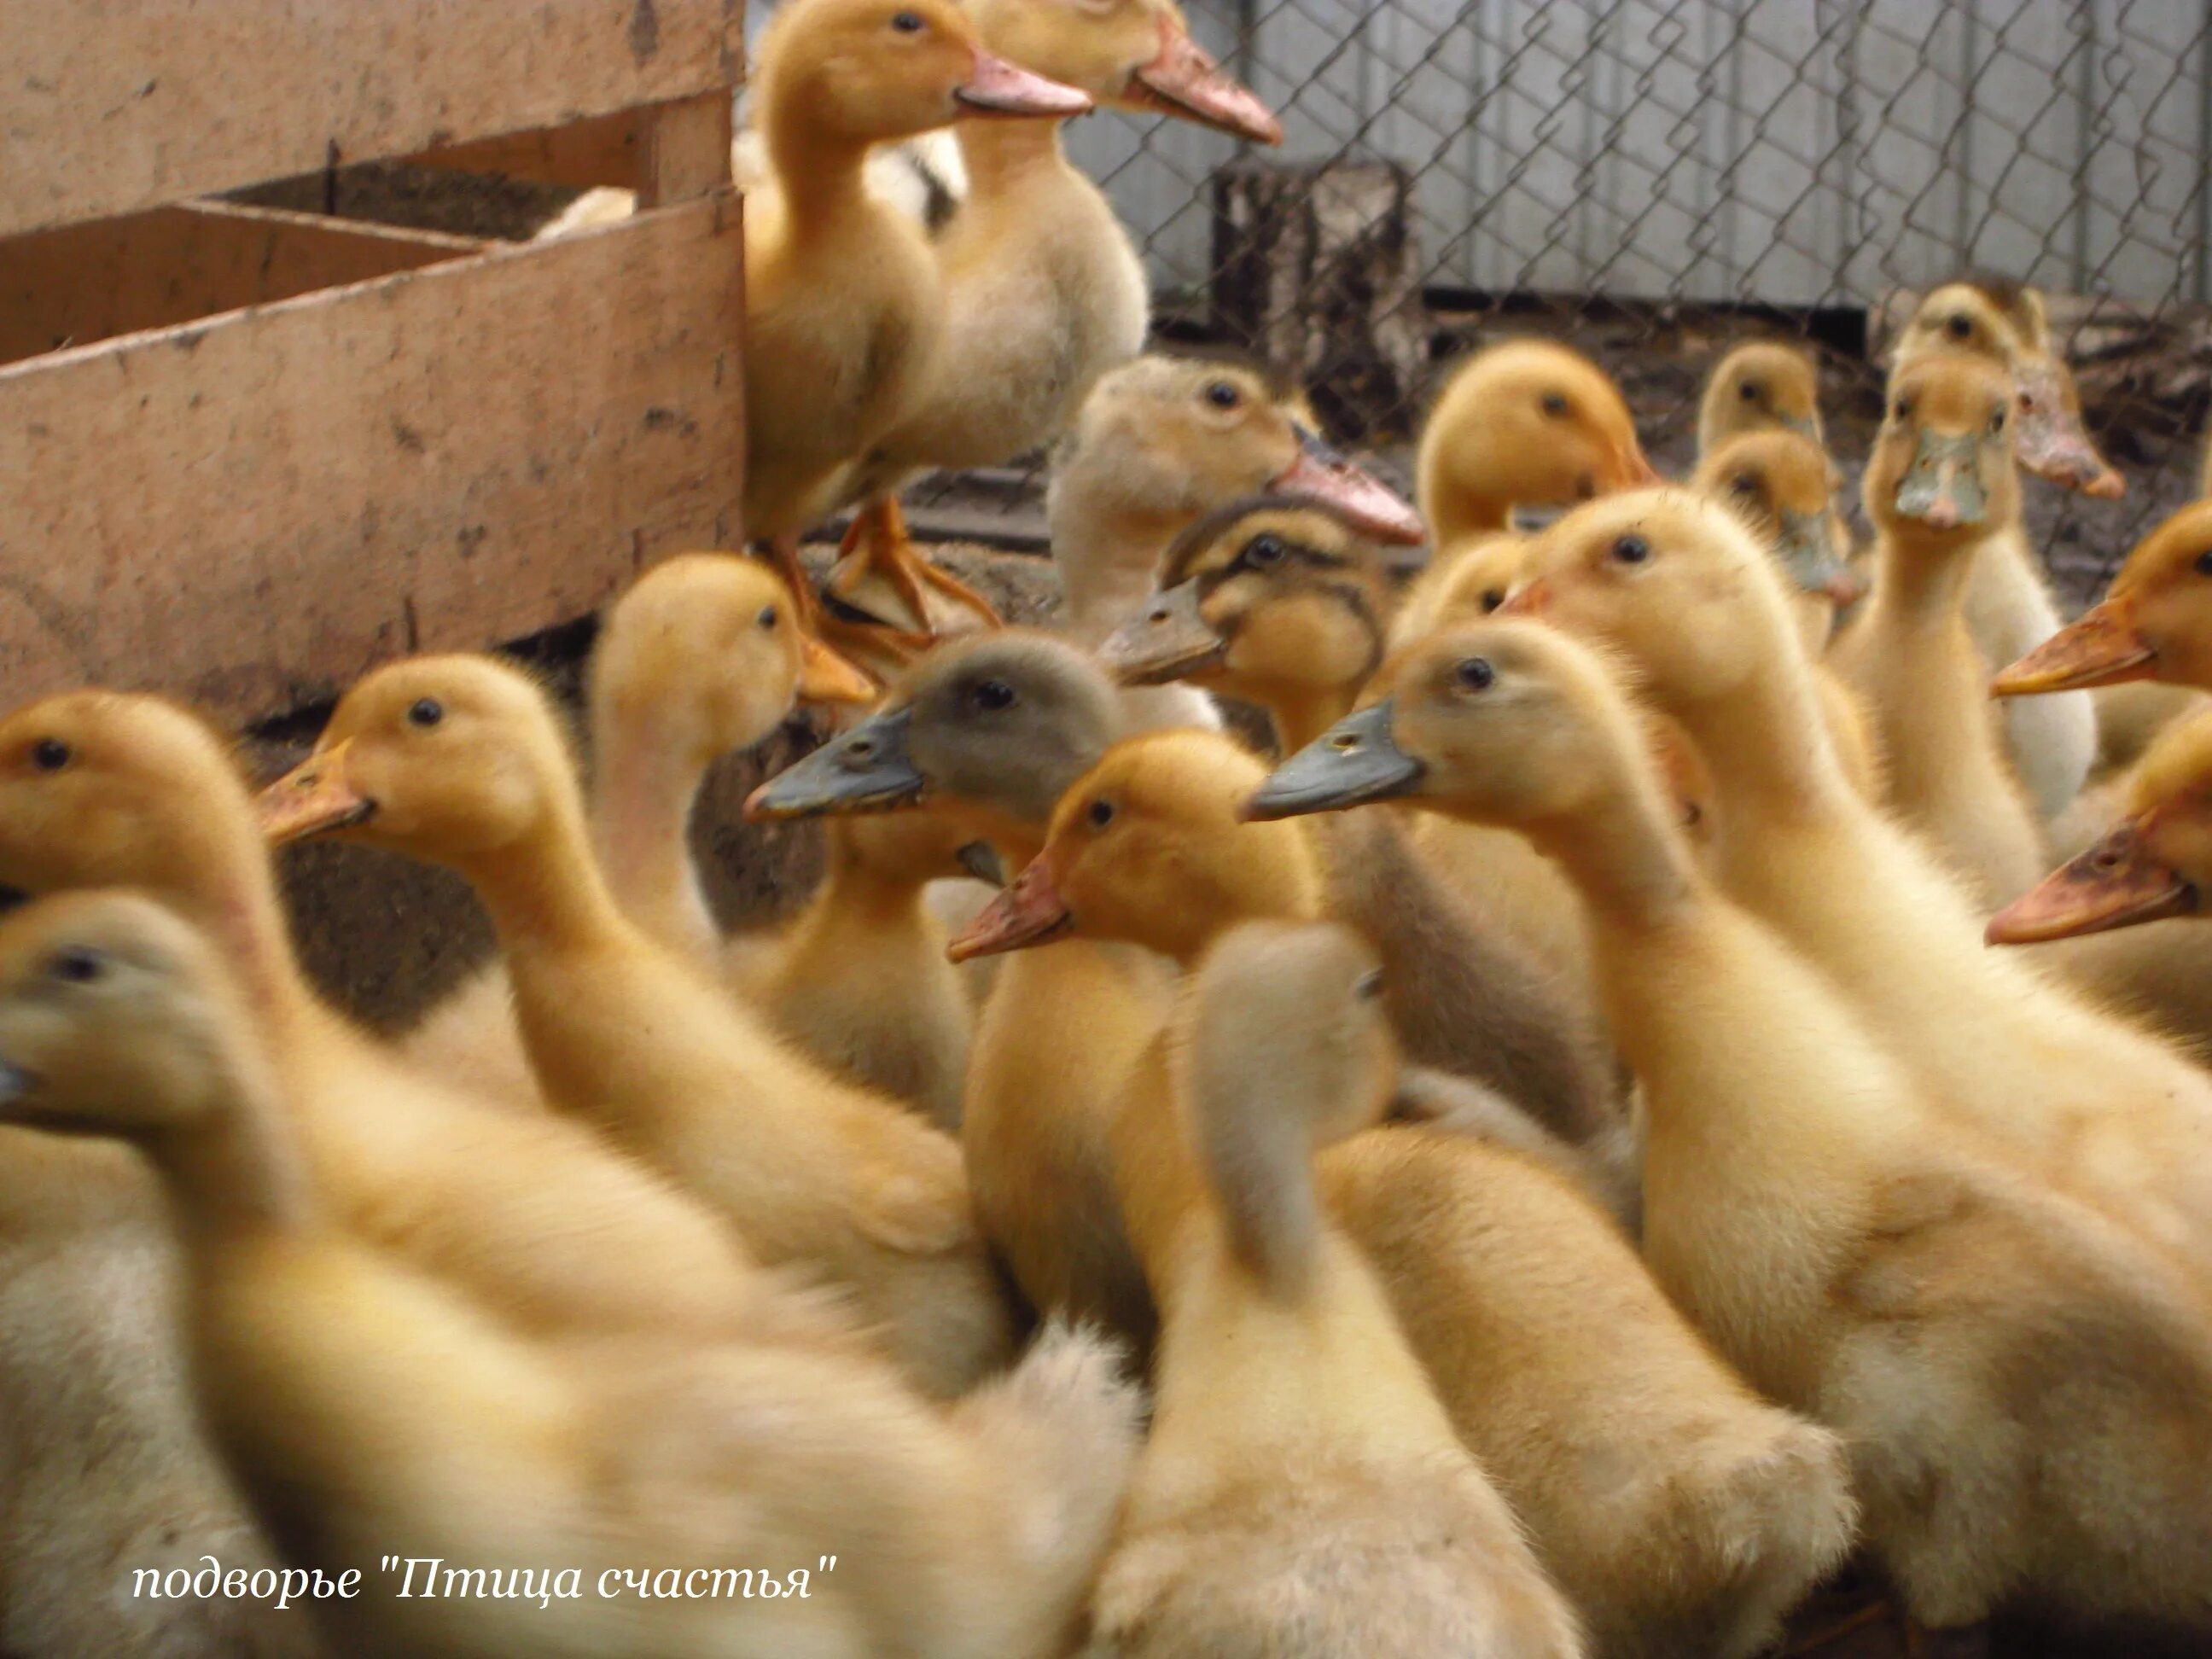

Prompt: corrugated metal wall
[{"left": 1065, "top": 0, "right": 2212, "bottom": 310}]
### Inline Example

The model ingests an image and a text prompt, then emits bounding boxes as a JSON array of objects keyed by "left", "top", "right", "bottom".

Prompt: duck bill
[
  {"left": 2011, "top": 364, "right": 2125, "bottom": 500},
  {"left": 1985, "top": 823, "right": 2197, "bottom": 945},
  {"left": 1243, "top": 701, "right": 1423, "bottom": 820},
  {"left": 1124, "top": 20, "right": 1281, "bottom": 145},
  {"left": 1273, "top": 427, "right": 1427, "bottom": 544},
  {"left": 1610, "top": 440, "right": 1664, "bottom": 490},
  {"left": 1990, "top": 601, "right": 2157, "bottom": 697},
  {"left": 1099, "top": 579, "right": 1226, "bottom": 685},
  {"left": 946, "top": 854, "right": 1074, "bottom": 961},
  {"left": 257, "top": 742, "right": 376, "bottom": 844},
  {"left": 1775, "top": 509, "right": 1863, "bottom": 605},
  {"left": 797, "top": 634, "right": 879, "bottom": 707},
  {"left": 1893, "top": 432, "right": 1986, "bottom": 531},
  {"left": 957, "top": 50, "right": 1094, "bottom": 119},
  {"left": 745, "top": 707, "right": 925, "bottom": 820},
  {"left": 1493, "top": 575, "right": 1550, "bottom": 618}
]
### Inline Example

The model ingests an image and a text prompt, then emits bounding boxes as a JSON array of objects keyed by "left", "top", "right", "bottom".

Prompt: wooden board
[
  {"left": 0, "top": 201, "right": 481, "bottom": 366},
  {"left": 0, "top": 194, "right": 745, "bottom": 723},
  {"left": 0, "top": 0, "right": 743, "bottom": 238}
]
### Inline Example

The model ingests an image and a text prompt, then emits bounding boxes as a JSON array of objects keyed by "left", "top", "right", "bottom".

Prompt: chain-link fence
[{"left": 968, "top": 0, "right": 2212, "bottom": 607}]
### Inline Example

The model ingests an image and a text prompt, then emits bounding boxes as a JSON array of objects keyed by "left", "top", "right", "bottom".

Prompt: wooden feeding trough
[{"left": 0, "top": 0, "right": 747, "bottom": 726}]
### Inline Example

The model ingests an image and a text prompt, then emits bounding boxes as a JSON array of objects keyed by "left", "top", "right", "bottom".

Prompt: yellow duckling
[
  {"left": 0, "top": 691, "right": 762, "bottom": 1345},
  {"left": 0, "top": 891, "right": 1140, "bottom": 1659},
  {"left": 1692, "top": 429, "right": 1881, "bottom": 800},
  {"left": 730, "top": 811, "right": 998, "bottom": 1131},
  {"left": 1831, "top": 353, "right": 2048, "bottom": 906},
  {"left": 1891, "top": 279, "right": 2116, "bottom": 818},
  {"left": 1099, "top": 496, "right": 1621, "bottom": 1144},
  {"left": 1256, "top": 620, "right": 2212, "bottom": 1645},
  {"left": 399, "top": 554, "right": 873, "bottom": 1112},
  {"left": 1416, "top": 339, "right": 1661, "bottom": 547},
  {"left": 1996, "top": 498, "right": 2212, "bottom": 701},
  {"left": 742, "top": 0, "right": 1090, "bottom": 653},
  {"left": 1697, "top": 340, "right": 1825, "bottom": 455},
  {"left": 1088, "top": 919, "right": 1583, "bottom": 1659},
  {"left": 951, "top": 731, "right": 1858, "bottom": 1659},
  {"left": 259, "top": 655, "right": 1015, "bottom": 1397},
  {"left": 828, "top": 0, "right": 1280, "bottom": 643},
  {"left": 1049, "top": 351, "right": 1424, "bottom": 731},
  {"left": 1503, "top": 489, "right": 2212, "bottom": 1278}
]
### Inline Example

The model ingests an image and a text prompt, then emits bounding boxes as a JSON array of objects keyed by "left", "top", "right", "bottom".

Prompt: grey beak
[
  {"left": 0, "top": 1059, "right": 37, "bottom": 1108},
  {"left": 1243, "top": 701, "right": 1423, "bottom": 820},
  {"left": 746, "top": 707, "right": 927, "bottom": 821},
  {"left": 1098, "top": 579, "right": 1227, "bottom": 686}
]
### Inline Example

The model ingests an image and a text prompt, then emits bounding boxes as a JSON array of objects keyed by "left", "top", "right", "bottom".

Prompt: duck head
[{"left": 1993, "top": 501, "right": 2212, "bottom": 697}]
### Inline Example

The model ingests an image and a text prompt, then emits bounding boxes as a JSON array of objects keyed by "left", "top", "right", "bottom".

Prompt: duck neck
[
  {"left": 163, "top": 814, "right": 325, "bottom": 1057},
  {"left": 152, "top": 1085, "right": 316, "bottom": 1253},
  {"left": 1678, "top": 649, "right": 1854, "bottom": 831},
  {"left": 1267, "top": 686, "right": 1359, "bottom": 756},
  {"left": 1869, "top": 529, "right": 1977, "bottom": 629},
  {"left": 760, "top": 97, "right": 876, "bottom": 242},
  {"left": 811, "top": 827, "right": 931, "bottom": 928},
  {"left": 956, "top": 116, "right": 1070, "bottom": 200},
  {"left": 588, "top": 701, "right": 720, "bottom": 967},
  {"left": 458, "top": 796, "right": 635, "bottom": 964},
  {"left": 1150, "top": 826, "right": 1325, "bottom": 970},
  {"left": 1433, "top": 487, "right": 1514, "bottom": 544},
  {"left": 1050, "top": 478, "right": 1195, "bottom": 643},
  {"left": 1522, "top": 768, "right": 1703, "bottom": 941}
]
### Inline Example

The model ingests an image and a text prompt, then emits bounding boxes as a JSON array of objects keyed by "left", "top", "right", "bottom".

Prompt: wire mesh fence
[{"left": 963, "top": 0, "right": 2212, "bottom": 606}]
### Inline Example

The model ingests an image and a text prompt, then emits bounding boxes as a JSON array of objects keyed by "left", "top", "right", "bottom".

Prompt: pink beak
[
  {"left": 958, "top": 50, "right": 1095, "bottom": 119},
  {"left": 1126, "top": 18, "right": 1282, "bottom": 145}
]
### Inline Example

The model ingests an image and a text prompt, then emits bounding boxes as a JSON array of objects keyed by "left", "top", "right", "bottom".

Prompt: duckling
[
  {"left": 1416, "top": 340, "right": 1661, "bottom": 547},
  {"left": 1504, "top": 489, "right": 2212, "bottom": 1277},
  {"left": 1994, "top": 707, "right": 2212, "bottom": 949},
  {"left": 1250, "top": 617, "right": 2212, "bottom": 1640},
  {"left": 1089, "top": 919, "right": 1583, "bottom": 1659},
  {"left": 1692, "top": 429, "right": 1882, "bottom": 800},
  {"left": 827, "top": 0, "right": 1280, "bottom": 644},
  {"left": 0, "top": 891, "right": 1140, "bottom": 1659},
  {"left": 1392, "top": 529, "right": 1529, "bottom": 646},
  {"left": 742, "top": 0, "right": 1090, "bottom": 654},
  {"left": 259, "top": 655, "right": 1014, "bottom": 1397},
  {"left": 1697, "top": 341, "right": 1825, "bottom": 455},
  {"left": 1099, "top": 496, "right": 1620, "bottom": 1142},
  {"left": 0, "top": 1133, "right": 316, "bottom": 1659},
  {"left": 1892, "top": 280, "right": 2115, "bottom": 818},
  {"left": 0, "top": 690, "right": 768, "bottom": 1345},
  {"left": 1047, "top": 351, "right": 1424, "bottom": 733},
  {"left": 1994, "top": 498, "right": 2212, "bottom": 701},
  {"left": 952, "top": 732, "right": 1857, "bottom": 1659},
  {"left": 1831, "top": 354, "right": 2049, "bottom": 906},
  {"left": 397, "top": 554, "right": 874, "bottom": 1113},
  {"left": 730, "top": 811, "right": 998, "bottom": 1131}
]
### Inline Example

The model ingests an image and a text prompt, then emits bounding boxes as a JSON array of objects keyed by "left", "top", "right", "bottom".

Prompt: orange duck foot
[
  {"left": 830, "top": 498, "right": 1005, "bottom": 640},
  {"left": 760, "top": 534, "right": 890, "bottom": 690}
]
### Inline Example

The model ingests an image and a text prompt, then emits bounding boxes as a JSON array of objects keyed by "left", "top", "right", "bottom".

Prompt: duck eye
[
  {"left": 1086, "top": 798, "right": 1115, "bottom": 829},
  {"left": 1480, "top": 588, "right": 1505, "bottom": 613},
  {"left": 1893, "top": 397, "right": 1915, "bottom": 422},
  {"left": 1988, "top": 410, "right": 2006, "bottom": 436},
  {"left": 1945, "top": 314, "right": 1973, "bottom": 341},
  {"left": 1453, "top": 656, "right": 1495, "bottom": 691},
  {"left": 970, "top": 678, "right": 1016, "bottom": 712},
  {"left": 890, "top": 9, "right": 924, "bottom": 30},
  {"left": 28, "top": 738, "right": 70, "bottom": 772},
  {"left": 1611, "top": 533, "right": 1651, "bottom": 565},
  {"left": 1540, "top": 392, "right": 1570, "bottom": 418},
  {"left": 1243, "top": 534, "right": 1285, "bottom": 568},
  {"left": 1202, "top": 381, "right": 1242, "bottom": 410},
  {"left": 406, "top": 698, "right": 444, "bottom": 729},
  {"left": 1354, "top": 968, "right": 1384, "bottom": 1000},
  {"left": 1738, "top": 380, "right": 1761, "bottom": 403},
  {"left": 2194, "top": 550, "right": 2212, "bottom": 578},
  {"left": 1731, "top": 472, "right": 1758, "bottom": 497},
  {"left": 756, "top": 604, "right": 780, "bottom": 631},
  {"left": 45, "top": 946, "right": 105, "bottom": 986}
]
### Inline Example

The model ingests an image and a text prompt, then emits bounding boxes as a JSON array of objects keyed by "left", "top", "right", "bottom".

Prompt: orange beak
[
  {"left": 1612, "top": 440, "right": 1663, "bottom": 490},
  {"left": 797, "top": 634, "right": 878, "bottom": 707},
  {"left": 1124, "top": 17, "right": 1282, "bottom": 145},
  {"left": 256, "top": 741, "right": 376, "bottom": 844},
  {"left": 1986, "top": 818, "right": 2197, "bottom": 945},
  {"left": 956, "top": 50, "right": 1094, "bottom": 119},
  {"left": 945, "top": 853, "right": 1074, "bottom": 961},
  {"left": 1990, "top": 599, "right": 2157, "bottom": 697}
]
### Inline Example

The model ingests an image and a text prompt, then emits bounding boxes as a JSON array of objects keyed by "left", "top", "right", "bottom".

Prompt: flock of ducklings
[{"left": 7, "top": 0, "right": 2212, "bottom": 1654}]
